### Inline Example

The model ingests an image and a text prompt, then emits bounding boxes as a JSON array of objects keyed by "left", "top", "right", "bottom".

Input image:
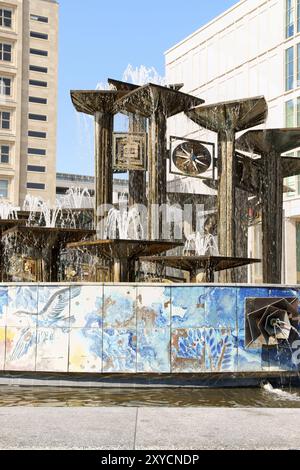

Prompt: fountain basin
[{"left": 0, "top": 282, "right": 298, "bottom": 385}]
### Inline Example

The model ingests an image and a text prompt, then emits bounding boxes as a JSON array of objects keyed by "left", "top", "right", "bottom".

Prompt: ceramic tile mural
[
  {"left": 0, "top": 287, "right": 8, "bottom": 327},
  {"left": 171, "top": 328, "right": 206, "bottom": 373},
  {"left": 137, "top": 328, "right": 170, "bottom": 373},
  {"left": 0, "top": 283, "right": 298, "bottom": 374},
  {"left": 103, "top": 328, "right": 137, "bottom": 372},
  {"left": 0, "top": 327, "right": 5, "bottom": 370},
  {"left": 69, "top": 286, "right": 103, "bottom": 328},
  {"left": 36, "top": 327, "right": 69, "bottom": 372},
  {"left": 103, "top": 286, "right": 136, "bottom": 329},
  {"left": 69, "top": 328, "right": 102, "bottom": 373},
  {"left": 137, "top": 286, "right": 171, "bottom": 328},
  {"left": 5, "top": 327, "right": 36, "bottom": 371},
  {"left": 171, "top": 287, "right": 206, "bottom": 328},
  {"left": 205, "top": 287, "right": 237, "bottom": 329},
  {"left": 37, "top": 286, "right": 71, "bottom": 329},
  {"left": 6, "top": 286, "right": 38, "bottom": 328}
]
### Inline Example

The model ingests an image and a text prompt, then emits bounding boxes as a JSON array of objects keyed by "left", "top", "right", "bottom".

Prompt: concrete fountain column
[
  {"left": 236, "top": 128, "right": 300, "bottom": 284},
  {"left": 70, "top": 89, "right": 129, "bottom": 232},
  {"left": 94, "top": 110, "right": 114, "bottom": 221},
  {"left": 113, "top": 83, "right": 203, "bottom": 241},
  {"left": 128, "top": 113, "right": 147, "bottom": 207},
  {"left": 186, "top": 97, "right": 268, "bottom": 283}
]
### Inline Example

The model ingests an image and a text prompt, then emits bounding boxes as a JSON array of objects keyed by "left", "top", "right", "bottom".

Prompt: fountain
[{"left": 0, "top": 71, "right": 299, "bottom": 386}]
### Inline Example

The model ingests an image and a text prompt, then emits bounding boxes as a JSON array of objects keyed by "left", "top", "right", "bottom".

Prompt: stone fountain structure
[{"left": 0, "top": 74, "right": 300, "bottom": 386}]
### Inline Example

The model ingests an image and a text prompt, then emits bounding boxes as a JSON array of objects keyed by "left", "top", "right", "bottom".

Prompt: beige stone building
[{"left": 0, "top": 0, "right": 58, "bottom": 207}]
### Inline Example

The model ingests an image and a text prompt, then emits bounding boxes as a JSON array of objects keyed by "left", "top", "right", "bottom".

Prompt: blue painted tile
[
  {"left": 236, "top": 287, "right": 269, "bottom": 331},
  {"left": 137, "top": 328, "right": 170, "bottom": 373},
  {"left": 102, "top": 328, "right": 137, "bottom": 373},
  {"left": 69, "top": 328, "right": 102, "bottom": 373},
  {"left": 205, "top": 287, "right": 237, "bottom": 329},
  {"left": 5, "top": 326, "right": 37, "bottom": 371},
  {"left": 171, "top": 328, "right": 206, "bottom": 373},
  {"left": 38, "top": 286, "right": 71, "bottom": 328},
  {"left": 205, "top": 327, "right": 237, "bottom": 373},
  {"left": 103, "top": 286, "right": 136, "bottom": 329},
  {"left": 171, "top": 287, "right": 205, "bottom": 328},
  {"left": 36, "top": 327, "right": 69, "bottom": 372},
  {"left": 269, "top": 287, "right": 299, "bottom": 298},
  {"left": 70, "top": 286, "right": 103, "bottom": 328},
  {"left": 7, "top": 286, "right": 38, "bottom": 328},
  {"left": 137, "top": 286, "right": 171, "bottom": 328},
  {"left": 237, "top": 329, "right": 268, "bottom": 372},
  {"left": 0, "top": 327, "right": 5, "bottom": 370},
  {"left": 0, "top": 287, "right": 8, "bottom": 327},
  {"left": 268, "top": 345, "right": 299, "bottom": 372}
]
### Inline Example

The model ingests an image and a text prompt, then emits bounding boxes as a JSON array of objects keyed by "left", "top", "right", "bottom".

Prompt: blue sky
[{"left": 57, "top": 0, "right": 237, "bottom": 175}]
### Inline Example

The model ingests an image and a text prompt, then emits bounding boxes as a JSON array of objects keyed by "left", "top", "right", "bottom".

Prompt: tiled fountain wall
[{"left": 0, "top": 284, "right": 299, "bottom": 374}]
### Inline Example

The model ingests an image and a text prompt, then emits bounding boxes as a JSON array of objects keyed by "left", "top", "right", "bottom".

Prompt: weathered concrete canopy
[
  {"left": 67, "top": 239, "right": 183, "bottom": 260},
  {"left": 236, "top": 129, "right": 300, "bottom": 178},
  {"left": 186, "top": 96, "right": 268, "bottom": 132},
  {"left": 113, "top": 83, "right": 204, "bottom": 117},
  {"left": 70, "top": 90, "right": 128, "bottom": 115},
  {"left": 107, "top": 78, "right": 140, "bottom": 92},
  {"left": 236, "top": 128, "right": 300, "bottom": 155}
]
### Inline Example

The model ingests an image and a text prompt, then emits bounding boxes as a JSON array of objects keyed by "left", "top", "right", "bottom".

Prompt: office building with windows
[
  {"left": 165, "top": 0, "right": 300, "bottom": 284},
  {"left": 0, "top": 0, "right": 58, "bottom": 206}
]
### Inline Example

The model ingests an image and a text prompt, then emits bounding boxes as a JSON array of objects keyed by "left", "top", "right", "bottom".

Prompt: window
[
  {"left": 0, "top": 43, "right": 12, "bottom": 62},
  {"left": 27, "top": 182, "right": 45, "bottom": 190},
  {"left": 0, "top": 145, "right": 9, "bottom": 163},
  {"left": 30, "top": 31, "right": 48, "bottom": 40},
  {"left": 29, "top": 113, "right": 47, "bottom": 121},
  {"left": 0, "top": 111, "right": 10, "bottom": 129},
  {"left": 286, "top": 100, "right": 295, "bottom": 127},
  {"left": 27, "top": 165, "right": 45, "bottom": 173},
  {"left": 28, "top": 148, "right": 46, "bottom": 156},
  {"left": 29, "top": 65, "right": 48, "bottom": 74},
  {"left": 29, "top": 79, "right": 47, "bottom": 87},
  {"left": 30, "top": 14, "right": 48, "bottom": 23},
  {"left": 29, "top": 96, "right": 47, "bottom": 104},
  {"left": 286, "top": 47, "right": 294, "bottom": 91},
  {"left": 0, "top": 9, "right": 12, "bottom": 28},
  {"left": 286, "top": 0, "right": 295, "bottom": 38},
  {"left": 28, "top": 130, "right": 46, "bottom": 138},
  {"left": 30, "top": 48, "right": 48, "bottom": 57},
  {"left": 0, "top": 179, "right": 8, "bottom": 197},
  {"left": 0, "top": 77, "right": 11, "bottom": 96}
]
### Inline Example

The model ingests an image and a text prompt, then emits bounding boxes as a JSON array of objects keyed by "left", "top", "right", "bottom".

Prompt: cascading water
[
  {"left": 0, "top": 199, "right": 19, "bottom": 220},
  {"left": 104, "top": 206, "right": 144, "bottom": 240},
  {"left": 60, "top": 187, "right": 93, "bottom": 209},
  {"left": 183, "top": 232, "right": 219, "bottom": 256}
]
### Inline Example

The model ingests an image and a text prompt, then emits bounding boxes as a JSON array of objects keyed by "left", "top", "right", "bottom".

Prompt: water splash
[
  {"left": 104, "top": 206, "right": 144, "bottom": 240},
  {"left": 0, "top": 199, "right": 19, "bottom": 220},
  {"left": 184, "top": 232, "right": 219, "bottom": 256},
  {"left": 122, "top": 64, "right": 166, "bottom": 86},
  {"left": 262, "top": 382, "right": 300, "bottom": 402},
  {"left": 60, "top": 187, "right": 93, "bottom": 209}
]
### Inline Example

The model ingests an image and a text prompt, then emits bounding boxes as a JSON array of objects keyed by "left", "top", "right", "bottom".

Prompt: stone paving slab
[{"left": 0, "top": 407, "right": 299, "bottom": 450}]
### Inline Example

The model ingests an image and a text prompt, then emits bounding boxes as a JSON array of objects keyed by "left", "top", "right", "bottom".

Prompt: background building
[
  {"left": 0, "top": 0, "right": 58, "bottom": 208},
  {"left": 165, "top": 0, "right": 300, "bottom": 284}
]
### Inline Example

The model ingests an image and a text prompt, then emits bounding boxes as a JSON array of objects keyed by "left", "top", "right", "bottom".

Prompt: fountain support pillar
[
  {"left": 218, "top": 130, "right": 236, "bottom": 283},
  {"left": 235, "top": 188, "right": 249, "bottom": 283},
  {"left": 95, "top": 111, "right": 114, "bottom": 231},
  {"left": 128, "top": 113, "right": 147, "bottom": 207},
  {"left": 262, "top": 150, "right": 283, "bottom": 284},
  {"left": 148, "top": 110, "right": 167, "bottom": 240}
]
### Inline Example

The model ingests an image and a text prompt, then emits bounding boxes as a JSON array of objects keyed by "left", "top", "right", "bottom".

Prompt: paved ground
[{"left": 0, "top": 407, "right": 299, "bottom": 450}]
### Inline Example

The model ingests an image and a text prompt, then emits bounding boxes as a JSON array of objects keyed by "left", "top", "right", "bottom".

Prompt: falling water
[
  {"left": 122, "top": 64, "right": 166, "bottom": 86},
  {"left": 0, "top": 199, "right": 19, "bottom": 220},
  {"left": 60, "top": 187, "right": 93, "bottom": 209},
  {"left": 104, "top": 206, "right": 144, "bottom": 240},
  {"left": 183, "top": 232, "right": 219, "bottom": 256}
]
